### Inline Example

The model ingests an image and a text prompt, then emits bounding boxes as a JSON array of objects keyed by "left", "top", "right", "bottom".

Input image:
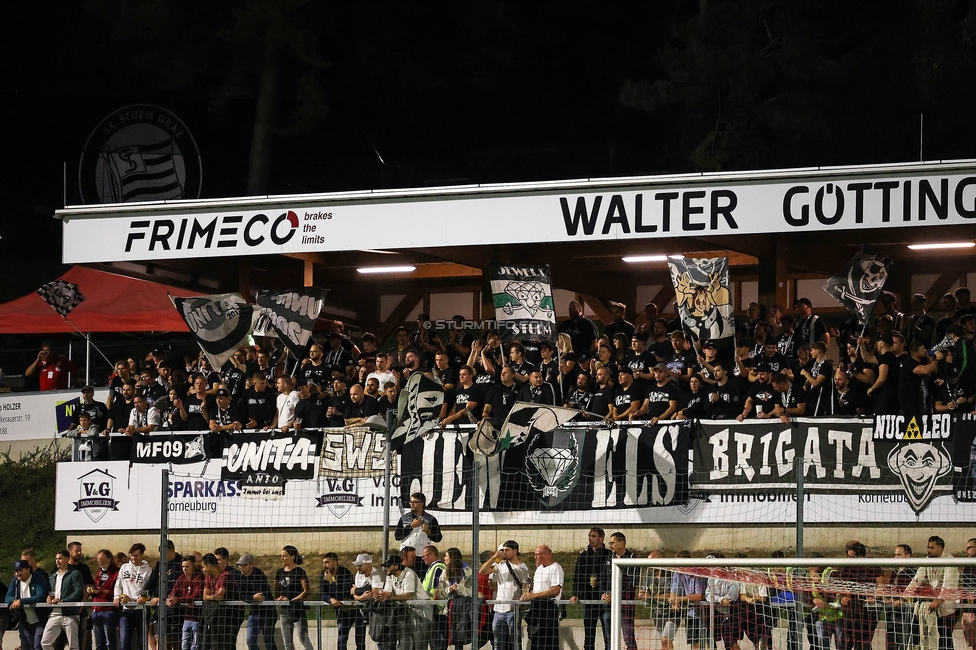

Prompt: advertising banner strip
[{"left": 59, "top": 163, "right": 976, "bottom": 263}]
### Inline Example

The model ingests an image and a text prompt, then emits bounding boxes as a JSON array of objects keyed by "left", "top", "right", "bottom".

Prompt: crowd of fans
[
  {"left": 30, "top": 285, "right": 976, "bottom": 451},
  {"left": 4, "top": 532, "right": 976, "bottom": 650}
]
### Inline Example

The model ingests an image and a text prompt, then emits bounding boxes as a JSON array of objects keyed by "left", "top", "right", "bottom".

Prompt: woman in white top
[{"left": 436, "top": 548, "right": 473, "bottom": 650}]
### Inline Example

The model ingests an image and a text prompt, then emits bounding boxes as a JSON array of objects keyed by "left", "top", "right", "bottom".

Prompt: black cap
[
  {"left": 501, "top": 540, "right": 520, "bottom": 553},
  {"left": 618, "top": 366, "right": 634, "bottom": 376},
  {"left": 879, "top": 332, "right": 894, "bottom": 345},
  {"left": 81, "top": 385, "right": 95, "bottom": 393},
  {"left": 215, "top": 388, "right": 230, "bottom": 397},
  {"left": 632, "top": 332, "right": 649, "bottom": 343},
  {"left": 382, "top": 554, "right": 402, "bottom": 568},
  {"left": 755, "top": 361, "right": 772, "bottom": 373},
  {"left": 794, "top": 297, "right": 812, "bottom": 308},
  {"left": 701, "top": 340, "right": 717, "bottom": 350}
]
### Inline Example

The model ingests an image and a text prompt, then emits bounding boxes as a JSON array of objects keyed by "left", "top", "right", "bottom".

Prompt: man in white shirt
[
  {"left": 272, "top": 375, "right": 301, "bottom": 432},
  {"left": 376, "top": 554, "right": 431, "bottom": 650},
  {"left": 904, "top": 535, "right": 960, "bottom": 650},
  {"left": 125, "top": 393, "right": 161, "bottom": 435},
  {"left": 521, "top": 545, "right": 564, "bottom": 650},
  {"left": 113, "top": 543, "right": 153, "bottom": 650},
  {"left": 351, "top": 554, "right": 384, "bottom": 650},
  {"left": 366, "top": 353, "right": 397, "bottom": 392},
  {"left": 480, "top": 541, "right": 530, "bottom": 650},
  {"left": 41, "top": 550, "right": 85, "bottom": 650}
]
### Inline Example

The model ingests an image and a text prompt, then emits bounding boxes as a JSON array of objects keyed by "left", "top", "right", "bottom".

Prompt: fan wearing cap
[
  {"left": 350, "top": 554, "right": 383, "bottom": 649},
  {"left": 76, "top": 385, "right": 110, "bottom": 432},
  {"left": 376, "top": 553, "right": 432, "bottom": 650},
  {"left": 625, "top": 333, "right": 656, "bottom": 390},
  {"left": 738, "top": 364, "right": 778, "bottom": 420},
  {"left": 209, "top": 389, "right": 242, "bottom": 432},
  {"left": 604, "top": 302, "right": 635, "bottom": 340},
  {"left": 479, "top": 541, "right": 530, "bottom": 650},
  {"left": 234, "top": 553, "right": 274, "bottom": 650},
  {"left": 640, "top": 364, "right": 679, "bottom": 424},
  {"left": 6, "top": 558, "right": 51, "bottom": 650},
  {"left": 611, "top": 368, "right": 642, "bottom": 421}
]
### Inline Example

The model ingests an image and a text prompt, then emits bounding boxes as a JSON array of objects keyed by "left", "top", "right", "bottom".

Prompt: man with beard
[
  {"left": 588, "top": 366, "right": 615, "bottom": 419},
  {"left": 236, "top": 372, "right": 277, "bottom": 429},
  {"left": 482, "top": 366, "right": 520, "bottom": 421},
  {"left": 559, "top": 301, "right": 599, "bottom": 355},
  {"left": 738, "top": 364, "right": 778, "bottom": 420},
  {"left": 706, "top": 364, "right": 743, "bottom": 419},
  {"left": 343, "top": 384, "right": 379, "bottom": 427},
  {"left": 611, "top": 368, "right": 642, "bottom": 421},
  {"left": 831, "top": 368, "right": 865, "bottom": 416},
  {"left": 794, "top": 297, "right": 830, "bottom": 348},
  {"left": 107, "top": 381, "right": 136, "bottom": 433},
  {"left": 518, "top": 369, "right": 557, "bottom": 405},
  {"left": 326, "top": 376, "right": 352, "bottom": 427},
  {"left": 642, "top": 364, "right": 678, "bottom": 424},
  {"left": 299, "top": 343, "right": 330, "bottom": 395},
  {"left": 564, "top": 371, "right": 594, "bottom": 411},
  {"left": 569, "top": 529, "right": 612, "bottom": 650},
  {"left": 800, "top": 342, "right": 833, "bottom": 416},
  {"left": 771, "top": 372, "right": 807, "bottom": 423},
  {"left": 905, "top": 537, "right": 960, "bottom": 650},
  {"left": 394, "top": 493, "right": 443, "bottom": 572}
]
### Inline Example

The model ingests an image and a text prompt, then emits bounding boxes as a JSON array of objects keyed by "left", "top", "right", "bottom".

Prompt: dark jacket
[
  {"left": 572, "top": 545, "right": 611, "bottom": 601},
  {"left": 5, "top": 573, "right": 52, "bottom": 624},
  {"left": 49, "top": 569, "right": 86, "bottom": 616}
]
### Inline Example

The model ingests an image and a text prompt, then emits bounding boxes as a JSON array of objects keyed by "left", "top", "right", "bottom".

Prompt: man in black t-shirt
[
  {"left": 76, "top": 385, "right": 110, "bottom": 430},
  {"left": 482, "top": 366, "right": 519, "bottom": 420},
  {"left": 867, "top": 334, "right": 900, "bottom": 415},
  {"left": 324, "top": 333, "right": 356, "bottom": 379},
  {"left": 344, "top": 384, "right": 379, "bottom": 427},
  {"left": 236, "top": 372, "right": 277, "bottom": 429},
  {"left": 508, "top": 342, "right": 536, "bottom": 385},
  {"left": 107, "top": 381, "right": 136, "bottom": 432},
  {"left": 625, "top": 333, "right": 656, "bottom": 390},
  {"left": 604, "top": 301, "right": 635, "bottom": 340},
  {"left": 642, "top": 364, "right": 678, "bottom": 424},
  {"left": 300, "top": 344, "right": 331, "bottom": 395},
  {"left": 181, "top": 375, "right": 213, "bottom": 430},
  {"left": 756, "top": 340, "right": 790, "bottom": 375},
  {"left": 898, "top": 341, "right": 938, "bottom": 419},
  {"left": 377, "top": 382, "right": 400, "bottom": 420},
  {"left": 664, "top": 331, "right": 697, "bottom": 384},
  {"left": 518, "top": 369, "right": 557, "bottom": 405},
  {"left": 327, "top": 376, "right": 353, "bottom": 427},
  {"left": 831, "top": 368, "right": 865, "bottom": 416},
  {"left": 611, "top": 368, "right": 642, "bottom": 421},
  {"left": 446, "top": 316, "right": 474, "bottom": 368},
  {"left": 771, "top": 372, "right": 806, "bottom": 422},
  {"left": 441, "top": 366, "right": 484, "bottom": 425},
  {"left": 294, "top": 382, "right": 329, "bottom": 429},
  {"left": 588, "top": 367, "right": 615, "bottom": 418},
  {"left": 558, "top": 301, "right": 599, "bottom": 355},
  {"left": 800, "top": 342, "right": 833, "bottom": 416},
  {"left": 707, "top": 364, "right": 744, "bottom": 419},
  {"left": 738, "top": 365, "right": 778, "bottom": 420},
  {"left": 564, "top": 371, "right": 593, "bottom": 412},
  {"left": 794, "top": 297, "right": 830, "bottom": 348}
]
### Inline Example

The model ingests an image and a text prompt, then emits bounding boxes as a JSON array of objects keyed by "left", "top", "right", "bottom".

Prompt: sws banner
[
  {"left": 399, "top": 422, "right": 691, "bottom": 511},
  {"left": 220, "top": 430, "right": 323, "bottom": 486},
  {"left": 130, "top": 433, "right": 209, "bottom": 464},
  {"left": 695, "top": 418, "right": 956, "bottom": 514},
  {"left": 319, "top": 427, "right": 396, "bottom": 478}
]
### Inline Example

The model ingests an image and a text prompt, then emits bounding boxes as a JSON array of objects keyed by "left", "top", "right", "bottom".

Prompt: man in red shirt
[{"left": 26, "top": 341, "right": 77, "bottom": 391}]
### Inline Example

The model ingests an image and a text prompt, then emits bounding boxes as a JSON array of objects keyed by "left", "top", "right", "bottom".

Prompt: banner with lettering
[
  {"left": 398, "top": 422, "right": 691, "bottom": 511},
  {"left": 489, "top": 264, "right": 556, "bottom": 341},
  {"left": 170, "top": 293, "right": 258, "bottom": 370},
  {"left": 129, "top": 433, "right": 209, "bottom": 464},
  {"left": 254, "top": 287, "right": 328, "bottom": 359},
  {"left": 695, "top": 416, "right": 956, "bottom": 514},
  {"left": 220, "top": 430, "right": 323, "bottom": 496},
  {"left": 319, "top": 427, "right": 396, "bottom": 478},
  {"left": 952, "top": 414, "right": 976, "bottom": 502}
]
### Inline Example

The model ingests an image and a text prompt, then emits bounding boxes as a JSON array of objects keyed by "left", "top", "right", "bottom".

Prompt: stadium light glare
[
  {"left": 357, "top": 265, "right": 416, "bottom": 274},
  {"left": 667, "top": 254, "right": 685, "bottom": 259},
  {"left": 906, "top": 241, "right": 974, "bottom": 250},
  {"left": 622, "top": 255, "right": 668, "bottom": 263}
]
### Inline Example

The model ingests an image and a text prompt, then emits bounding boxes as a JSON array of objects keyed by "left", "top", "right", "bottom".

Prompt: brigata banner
[
  {"left": 399, "top": 422, "right": 691, "bottom": 512},
  {"left": 695, "top": 418, "right": 955, "bottom": 514},
  {"left": 60, "top": 161, "right": 976, "bottom": 264},
  {"left": 129, "top": 432, "right": 209, "bottom": 464}
]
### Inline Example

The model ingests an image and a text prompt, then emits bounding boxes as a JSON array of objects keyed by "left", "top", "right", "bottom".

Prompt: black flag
[
  {"left": 823, "top": 252, "right": 894, "bottom": 324},
  {"left": 38, "top": 280, "right": 86, "bottom": 317},
  {"left": 171, "top": 293, "right": 258, "bottom": 369},
  {"left": 390, "top": 372, "right": 444, "bottom": 451},
  {"left": 254, "top": 288, "right": 328, "bottom": 359}
]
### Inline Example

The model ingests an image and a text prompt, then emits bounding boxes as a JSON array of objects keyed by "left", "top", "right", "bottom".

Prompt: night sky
[{"left": 5, "top": 0, "right": 976, "bottom": 301}]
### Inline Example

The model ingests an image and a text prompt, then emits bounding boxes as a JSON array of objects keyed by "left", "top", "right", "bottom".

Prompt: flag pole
[{"left": 60, "top": 316, "right": 115, "bottom": 369}]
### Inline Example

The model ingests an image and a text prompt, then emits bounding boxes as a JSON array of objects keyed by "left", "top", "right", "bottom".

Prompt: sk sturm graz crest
[
  {"left": 79, "top": 105, "right": 202, "bottom": 204},
  {"left": 523, "top": 428, "right": 585, "bottom": 507},
  {"left": 489, "top": 264, "right": 556, "bottom": 341},
  {"left": 887, "top": 441, "right": 952, "bottom": 514}
]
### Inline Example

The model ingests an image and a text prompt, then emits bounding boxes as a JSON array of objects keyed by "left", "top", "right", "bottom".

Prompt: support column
[{"left": 759, "top": 234, "right": 790, "bottom": 310}]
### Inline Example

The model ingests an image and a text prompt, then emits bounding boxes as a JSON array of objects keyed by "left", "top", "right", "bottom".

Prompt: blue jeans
[
  {"left": 119, "top": 609, "right": 144, "bottom": 650},
  {"left": 20, "top": 618, "right": 45, "bottom": 650},
  {"left": 246, "top": 614, "right": 274, "bottom": 650},
  {"left": 336, "top": 613, "right": 357, "bottom": 650},
  {"left": 603, "top": 606, "right": 636, "bottom": 650},
  {"left": 492, "top": 611, "right": 517, "bottom": 650},
  {"left": 92, "top": 611, "right": 120, "bottom": 650},
  {"left": 181, "top": 620, "right": 200, "bottom": 650}
]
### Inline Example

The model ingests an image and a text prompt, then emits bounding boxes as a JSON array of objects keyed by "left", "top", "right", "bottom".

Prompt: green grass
[{"left": 0, "top": 443, "right": 70, "bottom": 577}]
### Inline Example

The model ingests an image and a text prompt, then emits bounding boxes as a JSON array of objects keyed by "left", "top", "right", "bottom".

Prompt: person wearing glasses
[{"left": 394, "top": 493, "right": 443, "bottom": 579}]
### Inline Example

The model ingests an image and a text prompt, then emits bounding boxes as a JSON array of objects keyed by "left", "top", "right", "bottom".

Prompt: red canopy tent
[{"left": 0, "top": 266, "right": 201, "bottom": 334}]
